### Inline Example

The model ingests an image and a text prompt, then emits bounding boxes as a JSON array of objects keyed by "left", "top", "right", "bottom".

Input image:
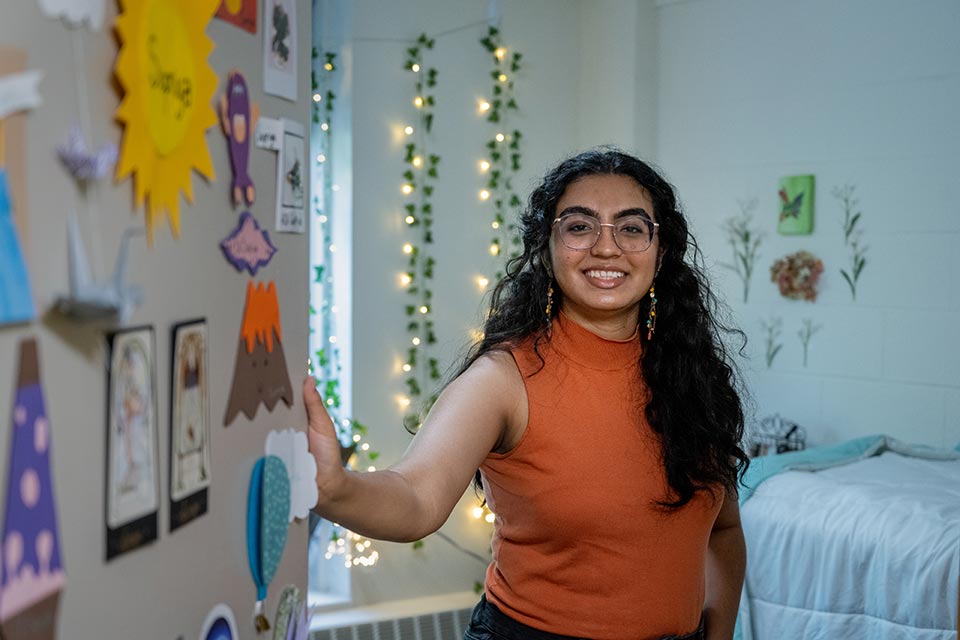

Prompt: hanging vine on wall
[
  {"left": 399, "top": 34, "right": 442, "bottom": 432},
  {"left": 310, "top": 48, "right": 379, "bottom": 568},
  {"left": 477, "top": 26, "right": 524, "bottom": 279}
]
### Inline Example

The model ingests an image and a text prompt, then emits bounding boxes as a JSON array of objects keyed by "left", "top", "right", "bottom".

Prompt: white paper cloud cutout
[
  {"left": 265, "top": 429, "right": 318, "bottom": 522},
  {"left": 37, "top": 0, "right": 106, "bottom": 30}
]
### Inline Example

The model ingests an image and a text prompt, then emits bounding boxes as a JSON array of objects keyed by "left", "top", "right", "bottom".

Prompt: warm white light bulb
[
  {"left": 404, "top": 215, "right": 416, "bottom": 225},
  {"left": 324, "top": 62, "right": 334, "bottom": 71},
  {"left": 412, "top": 156, "right": 423, "bottom": 168},
  {"left": 367, "top": 466, "right": 377, "bottom": 472},
  {"left": 402, "top": 363, "right": 412, "bottom": 372},
  {"left": 329, "top": 244, "right": 337, "bottom": 252},
  {"left": 484, "top": 513, "right": 496, "bottom": 523},
  {"left": 404, "top": 125, "right": 414, "bottom": 135},
  {"left": 498, "top": 73, "right": 507, "bottom": 83},
  {"left": 491, "top": 221, "right": 500, "bottom": 230},
  {"left": 479, "top": 160, "right": 491, "bottom": 172},
  {"left": 398, "top": 396, "right": 411, "bottom": 408},
  {"left": 313, "top": 93, "right": 322, "bottom": 102},
  {"left": 399, "top": 273, "right": 412, "bottom": 286},
  {"left": 401, "top": 183, "right": 413, "bottom": 195},
  {"left": 361, "top": 443, "right": 370, "bottom": 451},
  {"left": 489, "top": 244, "right": 500, "bottom": 256},
  {"left": 316, "top": 153, "right": 326, "bottom": 163},
  {"left": 413, "top": 96, "right": 424, "bottom": 108},
  {"left": 412, "top": 337, "right": 421, "bottom": 346},
  {"left": 419, "top": 305, "right": 429, "bottom": 314},
  {"left": 479, "top": 189, "right": 491, "bottom": 201},
  {"left": 321, "top": 122, "right": 329, "bottom": 131},
  {"left": 478, "top": 100, "right": 491, "bottom": 113},
  {"left": 477, "top": 276, "right": 490, "bottom": 288},
  {"left": 329, "top": 335, "right": 337, "bottom": 344},
  {"left": 326, "top": 398, "right": 334, "bottom": 406},
  {"left": 352, "top": 434, "right": 362, "bottom": 442},
  {"left": 411, "top": 63, "right": 421, "bottom": 72},
  {"left": 495, "top": 133, "right": 505, "bottom": 142},
  {"left": 495, "top": 47, "right": 506, "bottom": 60},
  {"left": 472, "top": 506, "right": 484, "bottom": 519},
  {"left": 319, "top": 215, "right": 328, "bottom": 223},
  {"left": 402, "top": 243, "right": 414, "bottom": 254}
]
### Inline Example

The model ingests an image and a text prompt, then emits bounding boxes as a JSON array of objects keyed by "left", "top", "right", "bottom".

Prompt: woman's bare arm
[{"left": 305, "top": 351, "right": 524, "bottom": 542}]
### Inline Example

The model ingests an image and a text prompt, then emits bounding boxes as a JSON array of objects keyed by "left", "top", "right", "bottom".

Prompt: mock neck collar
[{"left": 549, "top": 311, "right": 641, "bottom": 371}]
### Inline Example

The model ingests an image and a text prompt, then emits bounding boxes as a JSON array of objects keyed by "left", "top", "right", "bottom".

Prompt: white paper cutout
[
  {"left": 264, "top": 429, "right": 317, "bottom": 522},
  {"left": 0, "top": 70, "right": 43, "bottom": 120},
  {"left": 52, "top": 211, "right": 144, "bottom": 324},
  {"left": 37, "top": 0, "right": 106, "bottom": 29},
  {"left": 255, "top": 117, "right": 283, "bottom": 151}
]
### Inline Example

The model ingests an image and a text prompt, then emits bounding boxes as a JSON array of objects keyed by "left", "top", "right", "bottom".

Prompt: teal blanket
[{"left": 734, "top": 434, "right": 960, "bottom": 640}]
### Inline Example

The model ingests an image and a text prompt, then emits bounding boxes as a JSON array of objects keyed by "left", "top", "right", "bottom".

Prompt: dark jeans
[{"left": 464, "top": 595, "right": 705, "bottom": 640}]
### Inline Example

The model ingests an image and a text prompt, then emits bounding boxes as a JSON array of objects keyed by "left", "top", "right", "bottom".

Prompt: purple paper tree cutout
[
  {"left": 220, "top": 212, "right": 278, "bottom": 276},
  {"left": 0, "top": 339, "right": 64, "bottom": 637}
]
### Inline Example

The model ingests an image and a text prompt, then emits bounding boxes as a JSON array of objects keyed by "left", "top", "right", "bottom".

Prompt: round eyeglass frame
[{"left": 551, "top": 215, "right": 660, "bottom": 253}]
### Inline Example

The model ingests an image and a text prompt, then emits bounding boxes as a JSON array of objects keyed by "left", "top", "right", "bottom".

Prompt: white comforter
[{"left": 740, "top": 452, "right": 960, "bottom": 640}]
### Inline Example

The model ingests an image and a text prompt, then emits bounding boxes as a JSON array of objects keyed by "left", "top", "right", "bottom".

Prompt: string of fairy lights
[
  {"left": 310, "top": 22, "right": 525, "bottom": 574},
  {"left": 309, "top": 47, "right": 380, "bottom": 569},
  {"left": 477, "top": 26, "right": 525, "bottom": 278},
  {"left": 397, "top": 34, "right": 442, "bottom": 433}
]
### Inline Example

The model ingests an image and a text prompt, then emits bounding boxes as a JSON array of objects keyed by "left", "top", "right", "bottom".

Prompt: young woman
[{"left": 304, "top": 148, "right": 749, "bottom": 640}]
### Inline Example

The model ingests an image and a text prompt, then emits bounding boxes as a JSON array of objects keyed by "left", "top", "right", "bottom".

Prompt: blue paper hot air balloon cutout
[{"left": 247, "top": 455, "right": 290, "bottom": 631}]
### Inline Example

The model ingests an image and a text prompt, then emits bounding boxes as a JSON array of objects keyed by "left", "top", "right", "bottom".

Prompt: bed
[{"left": 734, "top": 436, "right": 960, "bottom": 640}]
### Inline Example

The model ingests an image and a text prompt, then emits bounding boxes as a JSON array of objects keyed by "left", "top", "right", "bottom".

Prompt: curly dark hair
[{"left": 460, "top": 147, "right": 749, "bottom": 507}]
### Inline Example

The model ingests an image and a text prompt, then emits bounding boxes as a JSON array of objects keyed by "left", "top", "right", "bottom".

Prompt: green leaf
[
  {"left": 412, "top": 540, "right": 424, "bottom": 550},
  {"left": 405, "top": 305, "right": 415, "bottom": 316}
]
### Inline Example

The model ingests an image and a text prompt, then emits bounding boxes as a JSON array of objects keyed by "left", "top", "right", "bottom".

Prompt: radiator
[{"left": 309, "top": 606, "right": 473, "bottom": 640}]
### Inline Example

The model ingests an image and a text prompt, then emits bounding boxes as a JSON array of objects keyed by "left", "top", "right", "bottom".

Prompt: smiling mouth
[{"left": 584, "top": 269, "right": 626, "bottom": 279}]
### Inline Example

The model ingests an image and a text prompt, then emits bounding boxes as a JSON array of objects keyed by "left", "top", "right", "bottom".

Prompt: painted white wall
[{"left": 655, "top": 0, "right": 960, "bottom": 448}]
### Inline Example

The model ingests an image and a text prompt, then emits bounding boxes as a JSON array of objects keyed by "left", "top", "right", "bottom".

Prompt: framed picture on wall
[
  {"left": 105, "top": 326, "right": 159, "bottom": 560},
  {"left": 777, "top": 175, "right": 815, "bottom": 235},
  {"left": 262, "top": 0, "right": 297, "bottom": 101},
  {"left": 169, "top": 319, "right": 212, "bottom": 532}
]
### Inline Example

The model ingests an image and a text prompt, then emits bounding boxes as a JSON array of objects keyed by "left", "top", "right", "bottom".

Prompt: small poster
[
  {"left": 275, "top": 119, "right": 305, "bottom": 234},
  {"left": 216, "top": 0, "right": 257, "bottom": 34},
  {"left": 777, "top": 175, "right": 815, "bottom": 235},
  {"left": 105, "top": 327, "right": 159, "bottom": 560},
  {"left": 169, "top": 320, "right": 211, "bottom": 532},
  {"left": 262, "top": 0, "right": 297, "bottom": 101}
]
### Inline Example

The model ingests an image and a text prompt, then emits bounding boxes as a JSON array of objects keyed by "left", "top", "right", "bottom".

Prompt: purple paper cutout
[
  {"left": 220, "top": 212, "right": 278, "bottom": 276},
  {"left": 1, "top": 339, "right": 64, "bottom": 623},
  {"left": 221, "top": 71, "right": 257, "bottom": 206},
  {"left": 57, "top": 125, "right": 117, "bottom": 183}
]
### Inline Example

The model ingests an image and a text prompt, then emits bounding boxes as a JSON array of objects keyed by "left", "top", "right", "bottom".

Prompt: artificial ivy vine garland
[
  {"left": 400, "top": 34, "right": 442, "bottom": 431},
  {"left": 310, "top": 48, "right": 379, "bottom": 568},
  {"left": 478, "top": 26, "right": 524, "bottom": 276}
]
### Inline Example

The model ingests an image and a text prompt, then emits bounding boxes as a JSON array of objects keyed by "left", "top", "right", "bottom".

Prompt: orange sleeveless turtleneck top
[{"left": 480, "top": 313, "right": 722, "bottom": 640}]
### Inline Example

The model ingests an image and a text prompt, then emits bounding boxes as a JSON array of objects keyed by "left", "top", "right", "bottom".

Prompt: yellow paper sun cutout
[{"left": 114, "top": 0, "right": 219, "bottom": 243}]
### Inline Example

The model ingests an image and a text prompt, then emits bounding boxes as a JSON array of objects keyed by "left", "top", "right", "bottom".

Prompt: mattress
[{"left": 739, "top": 452, "right": 960, "bottom": 639}]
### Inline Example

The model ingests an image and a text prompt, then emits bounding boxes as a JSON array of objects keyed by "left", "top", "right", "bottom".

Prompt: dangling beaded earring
[
  {"left": 646, "top": 284, "right": 657, "bottom": 340},
  {"left": 544, "top": 285, "right": 554, "bottom": 326}
]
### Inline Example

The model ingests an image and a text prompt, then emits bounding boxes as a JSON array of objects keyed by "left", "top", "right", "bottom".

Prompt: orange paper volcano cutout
[{"left": 224, "top": 281, "right": 293, "bottom": 426}]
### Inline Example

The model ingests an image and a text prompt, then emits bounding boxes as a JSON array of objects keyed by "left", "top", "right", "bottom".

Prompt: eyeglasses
[{"left": 552, "top": 213, "right": 659, "bottom": 253}]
